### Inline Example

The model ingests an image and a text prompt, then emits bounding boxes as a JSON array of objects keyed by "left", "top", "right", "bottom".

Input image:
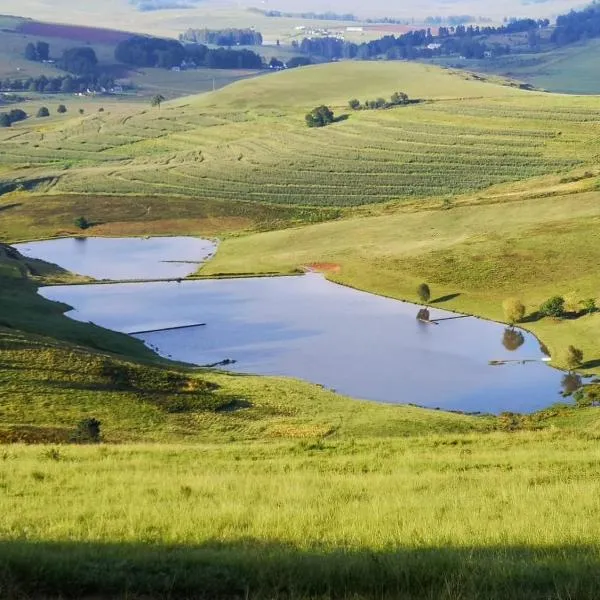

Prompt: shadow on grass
[
  {"left": 581, "top": 359, "right": 600, "bottom": 370},
  {"left": 0, "top": 202, "right": 22, "bottom": 213},
  {"left": 333, "top": 114, "right": 350, "bottom": 123},
  {"left": 431, "top": 293, "right": 461, "bottom": 304},
  {"left": 1, "top": 540, "right": 600, "bottom": 599}
]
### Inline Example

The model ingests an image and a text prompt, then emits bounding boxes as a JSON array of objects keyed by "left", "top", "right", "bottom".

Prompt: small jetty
[
  {"left": 128, "top": 323, "right": 206, "bottom": 335},
  {"left": 489, "top": 357, "right": 552, "bottom": 366}
]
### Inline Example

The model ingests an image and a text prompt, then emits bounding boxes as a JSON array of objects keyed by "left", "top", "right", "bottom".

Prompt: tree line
[
  {"left": 297, "top": 17, "right": 551, "bottom": 61},
  {"left": 179, "top": 28, "right": 263, "bottom": 47},
  {"left": 551, "top": 4, "right": 600, "bottom": 46},
  {"left": 115, "top": 36, "right": 263, "bottom": 69},
  {"left": 0, "top": 73, "right": 115, "bottom": 94}
]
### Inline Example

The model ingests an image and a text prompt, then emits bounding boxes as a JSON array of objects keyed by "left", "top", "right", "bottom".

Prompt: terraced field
[{"left": 2, "top": 62, "right": 600, "bottom": 210}]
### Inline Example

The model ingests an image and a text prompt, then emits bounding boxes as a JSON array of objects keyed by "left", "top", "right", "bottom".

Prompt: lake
[
  {"left": 14, "top": 236, "right": 216, "bottom": 280},
  {"left": 20, "top": 233, "right": 571, "bottom": 414}
]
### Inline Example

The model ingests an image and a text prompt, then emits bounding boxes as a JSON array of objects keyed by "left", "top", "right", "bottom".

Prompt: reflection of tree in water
[
  {"left": 416, "top": 308, "right": 430, "bottom": 322},
  {"left": 502, "top": 327, "right": 525, "bottom": 351},
  {"left": 562, "top": 373, "right": 583, "bottom": 396},
  {"left": 539, "top": 342, "right": 551, "bottom": 357}
]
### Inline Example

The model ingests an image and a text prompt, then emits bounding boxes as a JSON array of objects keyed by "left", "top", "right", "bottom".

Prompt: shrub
[
  {"left": 57, "top": 104, "right": 67, "bottom": 114},
  {"left": 36, "top": 106, "right": 50, "bottom": 118},
  {"left": 502, "top": 298, "right": 526, "bottom": 324},
  {"left": 72, "top": 418, "right": 101, "bottom": 443},
  {"left": 348, "top": 98, "right": 360, "bottom": 110},
  {"left": 0, "top": 113, "right": 10, "bottom": 128},
  {"left": 539, "top": 296, "right": 565, "bottom": 318},
  {"left": 98, "top": 107, "right": 105, "bottom": 112},
  {"left": 79, "top": 108, "right": 84, "bottom": 115},
  {"left": 581, "top": 298, "right": 597, "bottom": 315},
  {"left": 74, "top": 216, "right": 90, "bottom": 230},
  {"left": 305, "top": 105, "right": 334, "bottom": 128},
  {"left": 417, "top": 283, "right": 431, "bottom": 303},
  {"left": 565, "top": 345, "right": 584, "bottom": 370}
]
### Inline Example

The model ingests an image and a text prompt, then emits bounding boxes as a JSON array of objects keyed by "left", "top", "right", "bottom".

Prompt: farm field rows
[{"left": 2, "top": 63, "right": 600, "bottom": 213}]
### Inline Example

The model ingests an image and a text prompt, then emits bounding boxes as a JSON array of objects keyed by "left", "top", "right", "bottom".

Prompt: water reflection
[
  {"left": 416, "top": 308, "right": 431, "bottom": 322},
  {"left": 502, "top": 327, "right": 525, "bottom": 352},
  {"left": 561, "top": 373, "right": 583, "bottom": 396}
]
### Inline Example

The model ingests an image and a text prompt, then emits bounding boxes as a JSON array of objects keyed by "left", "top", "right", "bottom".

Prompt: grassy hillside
[
  {"left": 2, "top": 61, "right": 599, "bottom": 228},
  {"left": 434, "top": 38, "right": 600, "bottom": 95}
]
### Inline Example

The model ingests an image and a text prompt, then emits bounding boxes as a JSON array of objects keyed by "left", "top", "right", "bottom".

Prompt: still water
[
  {"left": 15, "top": 236, "right": 216, "bottom": 280},
  {"left": 38, "top": 272, "right": 568, "bottom": 414}
]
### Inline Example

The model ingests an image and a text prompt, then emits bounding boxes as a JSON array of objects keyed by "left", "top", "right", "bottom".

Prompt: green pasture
[{"left": 2, "top": 62, "right": 600, "bottom": 215}]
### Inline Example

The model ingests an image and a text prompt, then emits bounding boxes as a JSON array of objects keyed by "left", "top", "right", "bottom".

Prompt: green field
[
  {"left": 2, "top": 62, "right": 598, "bottom": 212},
  {"left": 429, "top": 39, "right": 600, "bottom": 95},
  {"left": 3, "top": 58, "right": 600, "bottom": 598}
]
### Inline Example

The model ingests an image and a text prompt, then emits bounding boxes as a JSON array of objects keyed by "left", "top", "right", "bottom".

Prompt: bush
[
  {"left": 74, "top": 216, "right": 90, "bottom": 230},
  {"left": 305, "top": 105, "right": 334, "bottom": 128},
  {"left": 539, "top": 296, "right": 565, "bottom": 318},
  {"left": 565, "top": 345, "right": 584, "bottom": 370},
  {"left": 0, "top": 113, "right": 10, "bottom": 128},
  {"left": 72, "top": 418, "right": 101, "bottom": 443},
  {"left": 502, "top": 298, "right": 526, "bottom": 324},
  {"left": 348, "top": 98, "right": 360, "bottom": 110},
  {"left": 36, "top": 106, "right": 50, "bottom": 118},
  {"left": 417, "top": 283, "right": 431, "bottom": 303},
  {"left": 57, "top": 104, "right": 67, "bottom": 114},
  {"left": 581, "top": 298, "right": 597, "bottom": 315}
]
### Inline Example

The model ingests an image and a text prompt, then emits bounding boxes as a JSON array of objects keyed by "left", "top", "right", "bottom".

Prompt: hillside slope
[{"left": 2, "top": 61, "right": 600, "bottom": 239}]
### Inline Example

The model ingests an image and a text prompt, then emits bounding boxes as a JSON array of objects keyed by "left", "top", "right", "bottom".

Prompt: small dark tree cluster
[
  {"left": 59, "top": 47, "right": 98, "bottom": 76},
  {"left": 24, "top": 41, "right": 50, "bottom": 62},
  {"left": 36, "top": 107, "right": 50, "bottom": 118},
  {"left": 0, "top": 109, "right": 27, "bottom": 128},
  {"left": 74, "top": 216, "right": 90, "bottom": 229},
  {"left": 539, "top": 296, "right": 565, "bottom": 318},
  {"left": 71, "top": 418, "right": 101, "bottom": 443},
  {"left": 180, "top": 28, "right": 263, "bottom": 46},
  {"left": 1, "top": 73, "right": 115, "bottom": 94},
  {"left": 349, "top": 92, "right": 410, "bottom": 111},
  {"left": 305, "top": 105, "right": 334, "bottom": 128}
]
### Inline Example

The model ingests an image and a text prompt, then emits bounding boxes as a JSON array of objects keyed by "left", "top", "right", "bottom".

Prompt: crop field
[{"left": 1, "top": 62, "right": 600, "bottom": 217}]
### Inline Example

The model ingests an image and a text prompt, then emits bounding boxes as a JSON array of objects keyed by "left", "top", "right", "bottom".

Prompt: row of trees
[
  {"left": 348, "top": 92, "right": 410, "bottom": 111},
  {"left": 0, "top": 105, "right": 69, "bottom": 127},
  {"left": 0, "top": 73, "right": 115, "bottom": 94},
  {"left": 180, "top": 28, "right": 263, "bottom": 46},
  {"left": 115, "top": 36, "right": 263, "bottom": 70},
  {"left": 551, "top": 4, "right": 600, "bottom": 46}
]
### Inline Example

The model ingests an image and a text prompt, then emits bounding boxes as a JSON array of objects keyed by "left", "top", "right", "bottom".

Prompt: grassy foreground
[{"left": 2, "top": 242, "right": 600, "bottom": 598}]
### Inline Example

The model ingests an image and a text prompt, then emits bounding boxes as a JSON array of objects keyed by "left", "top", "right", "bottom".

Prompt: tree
[
  {"left": 36, "top": 106, "right": 50, "bottom": 118},
  {"left": 417, "top": 283, "right": 431, "bottom": 303},
  {"left": 502, "top": 298, "right": 526, "bottom": 324},
  {"left": 539, "top": 296, "right": 565, "bottom": 318},
  {"left": 502, "top": 328, "right": 525, "bottom": 351},
  {"left": 60, "top": 47, "right": 98, "bottom": 76},
  {"left": 565, "top": 345, "right": 584, "bottom": 370},
  {"left": 79, "top": 108, "right": 85, "bottom": 115},
  {"left": 60, "top": 77, "right": 75, "bottom": 93},
  {"left": 74, "top": 216, "right": 90, "bottom": 230},
  {"left": 391, "top": 91, "right": 409, "bottom": 105},
  {"left": 57, "top": 104, "right": 67, "bottom": 114},
  {"left": 0, "top": 113, "right": 11, "bottom": 128},
  {"left": 36, "top": 41, "right": 50, "bottom": 61},
  {"left": 151, "top": 94, "right": 165, "bottom": 109},
  {"left": 24, "top": 43, "right": 37, "bottom": 61},
  {"left": 305, "top": 105, "right": 334, "bottom": 128},
  {"left": 348, "top": 98, "right": 360, "bottom": 110}
]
